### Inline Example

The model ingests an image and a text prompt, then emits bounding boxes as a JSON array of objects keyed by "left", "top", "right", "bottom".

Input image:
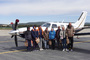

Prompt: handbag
[
  {"left": 25, "top": 40, "right": 28, "bottom": 47},
  {"left": 49, "top": 40, "right": 52, "bottom": 45},
  {"left": 36, "top": 38, "right": 40, "bottom": 43},
  {"left": 66, "top": 38, "right": 69, "bottom": 44}
]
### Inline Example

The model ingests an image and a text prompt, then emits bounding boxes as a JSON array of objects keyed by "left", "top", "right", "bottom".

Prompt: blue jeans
[
  {"left": 44, "top": 40, "right": 49, "bottom": 49},
  {"left": 62, "top": 38, "right": 67, "bottom": 49},
  {"left": 38, "top": 38, "right": 43, "bottom": 49},
  {"left": 32, "top": 39, "right": 39, "bottom": 49},
  {"left": 27, "top": 40, "right": 31, "bottom": 51}
]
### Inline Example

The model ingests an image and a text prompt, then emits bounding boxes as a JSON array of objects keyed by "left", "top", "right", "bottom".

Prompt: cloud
[{"left": 0, "top": 0, "right": 90, "bottom": 16}]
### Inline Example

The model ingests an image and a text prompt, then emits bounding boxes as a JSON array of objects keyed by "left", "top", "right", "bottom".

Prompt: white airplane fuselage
[{"left": 9, "top": 11, "right": 87, "bottom": 36}]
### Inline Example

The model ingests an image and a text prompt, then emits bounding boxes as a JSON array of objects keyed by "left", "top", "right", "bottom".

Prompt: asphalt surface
[{"left": 0, "top": 29, "right": 90, "bottom": 60}]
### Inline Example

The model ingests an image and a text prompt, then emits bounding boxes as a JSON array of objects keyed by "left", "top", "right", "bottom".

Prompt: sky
[{"left": 0, "top": 0, "right": 90, "bottom": 24}]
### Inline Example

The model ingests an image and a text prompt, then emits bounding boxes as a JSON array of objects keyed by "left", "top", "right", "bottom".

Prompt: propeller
[
  {"left": 15, "top": 35, "right": 18, "bottom": 47},
  {"left": 11, "top": 19, "right": 19, "bottom": 47}
]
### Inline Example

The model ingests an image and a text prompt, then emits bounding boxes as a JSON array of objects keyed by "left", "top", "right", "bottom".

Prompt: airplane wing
[
  {"left": 74, "top": 32, "right": 90, "bottom": 36},
  {"left": 83, "top": 26, "right": 90, "bottom": 29},
  {"left": 75, "top": 26, "right": 90, "bottom": 33},
  {"left": 75, "top": 26, "right": 90, "bottom": 36},
  {"left": 75, "top": 28, "right": 84, "bottom": 33}
]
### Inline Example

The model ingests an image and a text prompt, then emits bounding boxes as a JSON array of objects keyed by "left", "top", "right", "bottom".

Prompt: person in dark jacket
[
  {"left": 49, "top": 28, "right": 56, "bottom": 50},
  {"left": 31, "top": 25, "right": 39, "bottom": 50},
  {"left": 24, "top": 27, "right": 32, "bottom": 51},
  {"left": 56, "top": 26, "right": 61, "bottom": 49}
]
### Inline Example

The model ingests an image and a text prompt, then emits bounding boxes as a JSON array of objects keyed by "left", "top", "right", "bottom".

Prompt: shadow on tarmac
[{"left": 74, "top": 47, "right": 90, "bottom": 54}]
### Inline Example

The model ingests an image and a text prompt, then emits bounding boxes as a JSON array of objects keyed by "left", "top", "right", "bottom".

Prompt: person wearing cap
[
  {"left": 24, "top": 27, "right": 32, "bottom": 51},
  {"left": 31, "top": 25, "right": 39, "bottom": 50},
  {"left": 49, "top": 28, "right": 56, "bottom": 50},
  {"left": 37, "top": 26, "right": 44, "bottom": 50}
]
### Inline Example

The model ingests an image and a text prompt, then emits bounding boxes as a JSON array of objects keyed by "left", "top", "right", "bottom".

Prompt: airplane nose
[{"left": 9, "top": 30, "right": 19, "bottom": 35}]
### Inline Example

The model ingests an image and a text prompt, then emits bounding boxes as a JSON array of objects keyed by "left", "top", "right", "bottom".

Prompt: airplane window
[
  {"left": 61, "top": 25, "right": 64, "bottom": 28},
  {"left": 41, "top": 23, "right": 51, "bottom": 27},
  {"left": 52, "top": 24, "right": 57, "bottom": 28}
]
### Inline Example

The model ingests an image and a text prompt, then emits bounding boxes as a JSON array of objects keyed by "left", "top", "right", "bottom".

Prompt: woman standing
[
  {"left": 43, "top": 28, "right": 49, "bottom": 49},
  {"left": 60, "top": 27, "right": 68, "bottom": 51},
  {"left": 49, "top": 28, "right": 56, "bottom": 50}
]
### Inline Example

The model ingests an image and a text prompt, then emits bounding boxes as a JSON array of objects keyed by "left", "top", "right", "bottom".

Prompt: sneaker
[
  {"left": 62, "top": 49, "right": 65, "bottom": 51},
  {"left": 66, "top": 49, "right": 69, "bottom": 52},
  {"left": 40, "top": 48, "right": 44, "bottom": 51},
  {"left": 70, "top": 49, "right": 73, "bottom": 51}
]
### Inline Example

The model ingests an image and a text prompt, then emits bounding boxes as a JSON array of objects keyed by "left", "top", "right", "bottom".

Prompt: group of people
[{"left": 24, "top": 22, "right": 75, "bottom": 52}]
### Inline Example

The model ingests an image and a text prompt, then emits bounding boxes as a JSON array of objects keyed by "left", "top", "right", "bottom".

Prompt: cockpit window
[
  {"left": 52, "top": 24, "right": 57, "bottom": 28},
  {"left": 41, "top": 23, "right": 51, "bottom": 27}
]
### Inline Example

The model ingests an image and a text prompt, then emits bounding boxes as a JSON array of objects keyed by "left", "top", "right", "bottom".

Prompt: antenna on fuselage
[{"left": 62, "top": 20, "right": 64, "bottom": 23}]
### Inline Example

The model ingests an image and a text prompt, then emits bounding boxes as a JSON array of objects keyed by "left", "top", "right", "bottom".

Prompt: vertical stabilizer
[{"left": 74, "top": 11, "right": 87, "bottom": 29}]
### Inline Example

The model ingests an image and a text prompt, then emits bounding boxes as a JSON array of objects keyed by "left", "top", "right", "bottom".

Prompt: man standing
[
  {"left": 56, "top": 26, "right": 61, "bottom": 49},
  {"left": 66, "top": 23, "right": 75, "bottom": 51},
  {"left": 37, "top": 26, "right": 44, "bottom": 50},
  {"left": 24, "top": 27, "right": 32, "bottom": 51},
  {"left": 49, "top": 28, "right": 56, "bottom": 50},
  {"left": 31, "top": 25, "right": 39, "bottom": 50}
]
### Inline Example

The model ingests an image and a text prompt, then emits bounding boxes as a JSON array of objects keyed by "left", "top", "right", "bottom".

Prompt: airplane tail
[{"left": 74, "top": 11, "right": 87, "bottom": 29}]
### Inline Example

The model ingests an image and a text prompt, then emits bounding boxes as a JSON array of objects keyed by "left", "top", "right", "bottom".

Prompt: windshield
[{"left": 41, "top": 23, "right": 51, "bottom": 27}]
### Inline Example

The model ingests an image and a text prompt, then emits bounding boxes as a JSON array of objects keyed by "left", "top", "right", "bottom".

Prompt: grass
[{"left": 0, "top": 27, "right": 12, "bottom": 30}]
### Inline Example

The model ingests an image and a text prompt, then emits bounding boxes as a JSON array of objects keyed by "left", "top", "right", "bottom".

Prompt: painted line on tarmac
[
  {"left": 0, "top": 40, "right": 14, "bottom": 43},
  {"left": 74, "top": 40, "right": 90, "bottom": 44},
  {"left": 0, "top": 40, "right": 90, "bottom": 44},
  {"left": 0, "top": 49, "right": 26, "bottom": 54},
  {"left": 0, "top": 40, "right": 24, "bottom": 43},
  {"left": 0, "top": 40, "right": 90, "bottom": 43}
]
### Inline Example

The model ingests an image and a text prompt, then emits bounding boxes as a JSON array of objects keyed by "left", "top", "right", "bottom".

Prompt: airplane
[{"left": 9, "top": 11, "right": 90, "bottom": 47}]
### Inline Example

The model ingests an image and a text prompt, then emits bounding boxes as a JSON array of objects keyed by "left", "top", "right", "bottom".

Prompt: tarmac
[{"left": 0, "top": 29, "right": 90, "bottom": 60}]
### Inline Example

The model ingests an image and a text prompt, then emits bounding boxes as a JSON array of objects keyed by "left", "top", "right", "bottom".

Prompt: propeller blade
[
  {"left": 14, "top": 19, "right": 19, "bottom": 47},
  {"left": 14, "top": 35, "right": 18, "bottom": 47},
  {"left": 11, "top": 35, "right": 14, "bottom": 38},
  {"left": 14, "top": 19, "right": 19, "bottom": 30},
  {"left": 10, "top": 19, "right": 19, "bottom": 47}
]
